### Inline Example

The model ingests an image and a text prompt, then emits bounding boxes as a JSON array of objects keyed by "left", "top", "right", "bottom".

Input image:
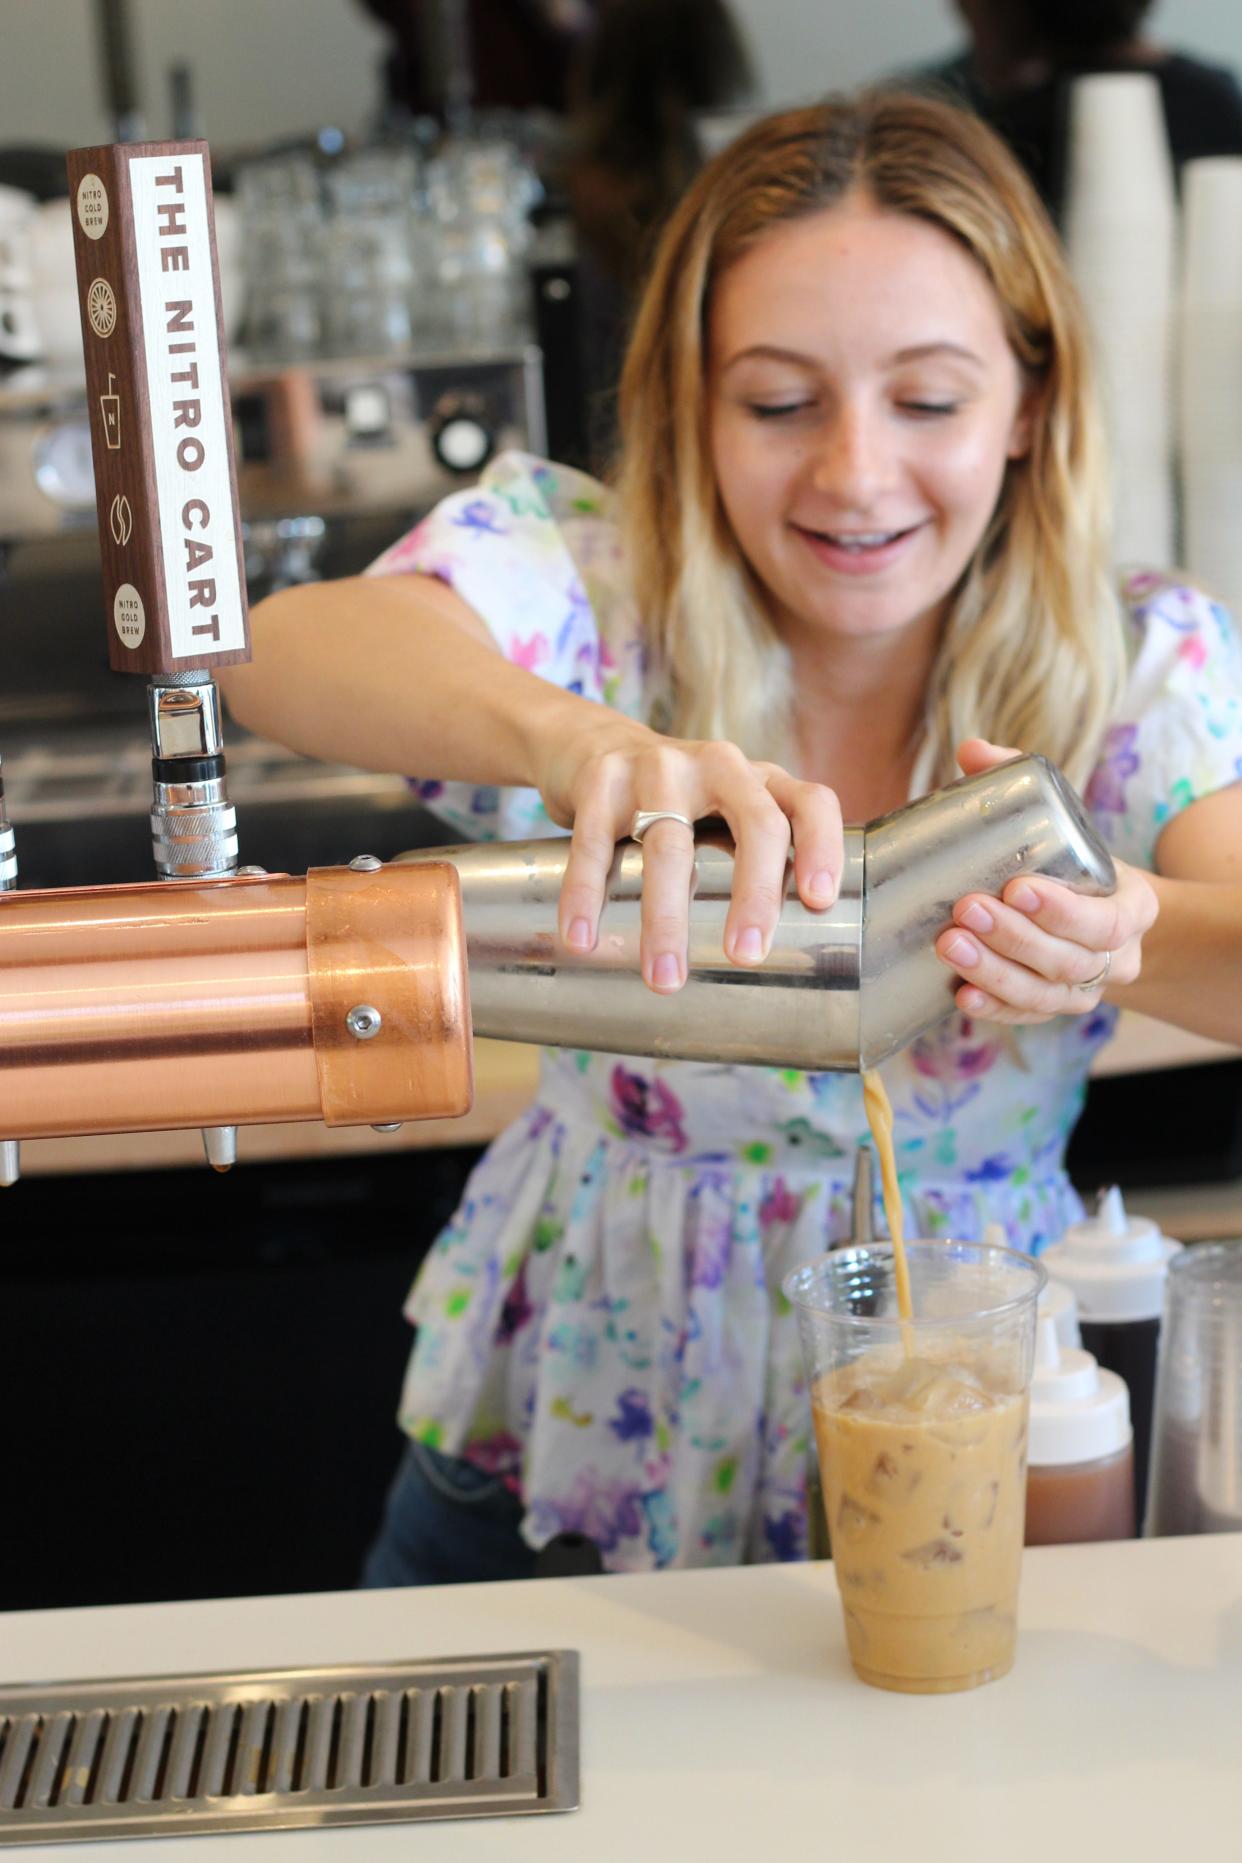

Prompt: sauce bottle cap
[
  {"left": 1039, "top": 1274, "right": 1082, "bottom": 1350},
  {"left": 1028, "top": 1312, "right": 1132, "bottom": 1465},
  {"left": 1040, "top": 1185, "right": 1182, "bottom": 1322}
]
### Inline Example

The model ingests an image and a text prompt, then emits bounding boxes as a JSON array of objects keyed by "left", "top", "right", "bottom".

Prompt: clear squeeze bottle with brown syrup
[
  {"left": 1024, "top": 1311, "right": 1136, "bottom": 1546},
  {"left": 1040, "top": 1187, "right": 1180, "bottom": 1529}
]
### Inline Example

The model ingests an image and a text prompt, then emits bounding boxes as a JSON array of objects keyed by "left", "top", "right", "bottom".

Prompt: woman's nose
[{"left": 809, "top": 408, "right": 890, "bottom": 502}]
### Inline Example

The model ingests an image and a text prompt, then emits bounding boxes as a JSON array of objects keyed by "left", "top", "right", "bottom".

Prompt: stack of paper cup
[
  {"left": 1062, "top": 74, "right": 1178, "bottom": 570},
  {"left": 1178, "top": 157, "right": 1242, "bottom": 620}
]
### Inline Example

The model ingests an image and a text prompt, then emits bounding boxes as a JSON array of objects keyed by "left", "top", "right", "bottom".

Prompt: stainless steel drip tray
[{"left": 0, "top": 1650, "right": 579, "bottom": 1846}]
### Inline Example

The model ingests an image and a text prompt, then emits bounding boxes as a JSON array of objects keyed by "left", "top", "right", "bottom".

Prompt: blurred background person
[
  {"left": 913, "top": 1, "right": 1242, "bottom": 220},
  {"left": 355, "top": 0, "right": 595, "bottom": 127},
  {"left": 562, "top": 0, "right": 755, "bottom": 467}
]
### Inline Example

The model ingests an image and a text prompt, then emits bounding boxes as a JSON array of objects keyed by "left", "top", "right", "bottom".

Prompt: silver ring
[
  {"left": 1076, "top": 949, "right": 1112, "bottom": 993},
  {"left": 629, "top": 809, "right": 695, "bottom": 843}
]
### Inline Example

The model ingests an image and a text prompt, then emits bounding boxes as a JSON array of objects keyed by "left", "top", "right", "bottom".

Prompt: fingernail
[
  {"left": 960, "top": 902, "right": 993, "bottom": 934},
  {"left": 567, "top": 917, "right": 593, "bottom": 951},
  {"left": 652, "top": 952, "right": 681, "bottom": 989},
  {"left": 809, "top": 870, "right": 837, "bottom": 902},
  {"left": 1009, "top": 884, "right": 1040, "bottom": 913},
  {"left": 734, "top": 927, "right": 763, "bottom": 961},
  {"left": 945, "top": 933, "right": 979, "bottom": 966}
]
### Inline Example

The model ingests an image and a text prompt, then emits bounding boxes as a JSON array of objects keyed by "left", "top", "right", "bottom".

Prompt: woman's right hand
[{"left": 534, "top": 716, "right": 845, "bottom": 993}]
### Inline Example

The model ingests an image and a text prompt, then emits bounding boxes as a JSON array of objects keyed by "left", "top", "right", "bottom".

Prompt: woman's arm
[
  {"left": 219, "top": 573, "right": 605, "bottom": 789},
  {"left": 1106, "top": 783, "right": 1242, "bottom": 1045},
  {"left": 221, "top": 571, "right": 844, "bottom": 991},
  {"left": 1119, "top": 873, "right": 1242, "bottom": 1043}
]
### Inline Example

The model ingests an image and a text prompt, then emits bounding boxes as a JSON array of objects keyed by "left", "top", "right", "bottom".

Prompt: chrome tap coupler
[
  {"left": 148, "top": 674, "right": 238, "bottom": 879},
  {"left": 150, "top": 766, "right": 239, "bottom": 878}
]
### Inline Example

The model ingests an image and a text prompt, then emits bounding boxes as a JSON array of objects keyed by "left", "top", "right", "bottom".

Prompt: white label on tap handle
[
  {"left": 128, "top": 153, "right": 245, "bottom": 659},
  {"left": 113, "top": 582, "right": 146, "bottom": 649}
]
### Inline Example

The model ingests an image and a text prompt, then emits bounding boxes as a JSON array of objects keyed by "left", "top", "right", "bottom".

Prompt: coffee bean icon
[{"left": 110, "top": 493, "right": 133, "bottom": 547}]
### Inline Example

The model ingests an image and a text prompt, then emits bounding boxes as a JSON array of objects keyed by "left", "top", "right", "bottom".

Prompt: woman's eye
[
  {"left": 898, "top": 401, "right": 959, "bottom": 418},
  {"left": 747, "top": 401, "right": 812, "bottom": 420}
]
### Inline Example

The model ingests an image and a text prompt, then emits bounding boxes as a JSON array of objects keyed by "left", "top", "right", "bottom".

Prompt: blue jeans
[{"left": 359, "top": 1440, "right": 537, "bottom": 1588}]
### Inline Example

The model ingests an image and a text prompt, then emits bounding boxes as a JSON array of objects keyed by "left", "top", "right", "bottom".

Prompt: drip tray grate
[{"left": 0, "top": 1649, "right": 578, "bottom": 1846}]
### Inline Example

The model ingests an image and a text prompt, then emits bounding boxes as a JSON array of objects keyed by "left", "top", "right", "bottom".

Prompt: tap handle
[{"left": 66, "top": 140, "right": 251, "bottom": 678}]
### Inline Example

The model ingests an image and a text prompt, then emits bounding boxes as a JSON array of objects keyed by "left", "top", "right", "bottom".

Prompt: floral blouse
[{"left": 368, "top": 452, "right": 1242, "bottom": 1572}]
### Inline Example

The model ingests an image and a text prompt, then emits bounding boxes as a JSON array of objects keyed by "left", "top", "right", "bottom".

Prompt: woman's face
[{"left": 708, "top": 194, "right": 1031, "bottom": 652}]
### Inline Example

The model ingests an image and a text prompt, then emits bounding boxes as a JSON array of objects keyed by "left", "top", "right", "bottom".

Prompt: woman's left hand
[{"left": 934, "top": 739, "right": 1160, "bottom": 1024}]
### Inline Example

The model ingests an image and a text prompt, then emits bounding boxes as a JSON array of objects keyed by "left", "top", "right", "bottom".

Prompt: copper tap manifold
[{"left": 0, "top": 864, "right": 472, "bottom": 1140}]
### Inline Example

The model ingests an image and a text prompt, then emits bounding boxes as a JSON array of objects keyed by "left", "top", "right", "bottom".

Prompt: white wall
[
  {"left": 1, "top": 0, "right": 389, "bottom": 150},
  {"left": 729, "top": 0, "right": 959, "bottom": 102},
  {"left": 2, "top": 0, "right": 1240, "bottom": 152}
]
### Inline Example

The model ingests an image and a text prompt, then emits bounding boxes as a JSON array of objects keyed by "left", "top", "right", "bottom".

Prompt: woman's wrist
[{"left": 516, "top": 684, "right": 654, "bottom": 818}]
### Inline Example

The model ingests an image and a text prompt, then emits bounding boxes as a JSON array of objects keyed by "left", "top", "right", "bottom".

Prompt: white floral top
[{"left": 368, "top": 452, "right": 1242, "bottom": 1571}]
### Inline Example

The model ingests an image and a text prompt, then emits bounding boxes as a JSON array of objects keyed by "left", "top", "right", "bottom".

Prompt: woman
[{"left": 222, "top": 92, "right": 1242, "bottom": 1582}]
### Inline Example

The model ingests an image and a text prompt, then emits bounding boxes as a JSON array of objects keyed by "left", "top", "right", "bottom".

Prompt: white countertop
[{"left": 5, "top": 1534, "right": 1241, "bottom": 1862}]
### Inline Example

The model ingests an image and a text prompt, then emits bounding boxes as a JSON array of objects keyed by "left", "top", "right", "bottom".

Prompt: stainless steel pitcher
[{"left": 398, "top": 753, "right": 1116, "bottom": 1071}]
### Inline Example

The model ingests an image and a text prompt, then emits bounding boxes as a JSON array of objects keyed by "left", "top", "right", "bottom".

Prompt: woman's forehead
[{"left": 709, "top": 200, "right": 1010, "bottom": 363}]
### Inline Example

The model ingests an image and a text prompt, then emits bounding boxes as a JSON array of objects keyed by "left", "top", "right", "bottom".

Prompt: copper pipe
[
  {"left": 0, "top": 865, "right": 471, "bottom": 1139},
  {"left": 305, "top": 863, "right": 473, "bottom": 1127}
]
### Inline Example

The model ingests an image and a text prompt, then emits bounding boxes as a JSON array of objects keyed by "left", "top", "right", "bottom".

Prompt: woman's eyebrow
[
  {"left": 891, "top": 341, "right": 984, "bottom": 366},
  {"left": 720, "top": 340, "right": 987, "bottom": 372},
  {"left": 719, "top": 344, "right": 817, "bottom": 372}
]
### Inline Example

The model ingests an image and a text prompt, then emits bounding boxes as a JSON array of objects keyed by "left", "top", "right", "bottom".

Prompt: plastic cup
[
  {"left": 1146, "top": 1240, "right": 1242, "bottom": 1537},
  {"left": 785, "top": 1241, "right": 1045, "bottom": 1694}
]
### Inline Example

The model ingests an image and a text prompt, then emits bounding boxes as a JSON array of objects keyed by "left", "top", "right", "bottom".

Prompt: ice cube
[
  {"left": 866, "top": 1451, "right": 922, "bottom": 1503},
  {"left": 900, "top": 1537, "right": 965, "bottom": 1569},
  {"left": 837, "top": 1493, "right": 880, "bottom": 1538},
  {"left": 881, "top": 1358, "right": 944, "bottom": 1410},
  {"left": 922, "top": 1376, "right": 990, "bottom": 1418},
  {"left": 866, "top": 1452, "right": 900, "bottom": 1492},
  {"left": 881, "top": 1358, "right": 990, "bottom": 1417}
]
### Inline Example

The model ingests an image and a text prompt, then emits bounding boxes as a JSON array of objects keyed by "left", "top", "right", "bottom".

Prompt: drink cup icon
[{"left": 101, "top": 372, "right": 121, "bottom": 450}]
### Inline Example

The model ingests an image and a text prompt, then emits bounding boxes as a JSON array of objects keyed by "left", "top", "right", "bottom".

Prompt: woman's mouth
[{"left": 792, "top": 521, "right": 927, "bottom": 574}]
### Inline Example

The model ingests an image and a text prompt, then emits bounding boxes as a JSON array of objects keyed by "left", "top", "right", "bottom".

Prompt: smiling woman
[
  {"left": 614, "top": 98, "right": 1123, "bottom": 806},
  {"left": 221, "top": 90, "right": 1242, "bottom": 1584},
  {"left": 706, "top": 209, "right": 1034, "bottom": 807}
]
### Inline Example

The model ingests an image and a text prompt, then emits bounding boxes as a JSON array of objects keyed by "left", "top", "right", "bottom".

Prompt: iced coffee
[
  {"left": 812, "top": 1347, "right": 1028, "bottom": 1692},
  {"left": 786, "top": 1240, "right": 1044, "bottom": 1694}
]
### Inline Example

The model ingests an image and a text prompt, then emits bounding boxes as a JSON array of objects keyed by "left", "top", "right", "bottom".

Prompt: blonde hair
[{"left": 615, "top": 91, "right": 1128, "bottom": 790}]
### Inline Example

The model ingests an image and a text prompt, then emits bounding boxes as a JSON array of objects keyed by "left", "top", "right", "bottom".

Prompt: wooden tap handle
[{"left": 66, "top": 141, "right": 251, "bottom": 676}]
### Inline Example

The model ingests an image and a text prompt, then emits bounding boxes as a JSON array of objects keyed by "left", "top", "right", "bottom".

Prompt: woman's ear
[{"left": 1006, "top": 384, "right": 1037, "bottom": 461}]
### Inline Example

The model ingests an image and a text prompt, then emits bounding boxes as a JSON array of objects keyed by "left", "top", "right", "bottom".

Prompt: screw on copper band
[{"left": 304, "top": 862, "right": 473, "bottom": 1127}]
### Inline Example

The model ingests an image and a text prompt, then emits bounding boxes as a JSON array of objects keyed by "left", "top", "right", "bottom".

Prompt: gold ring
[
  {"left": 629, "top": 809, "right": 695, "bottom": 842},
  {"left": 1076, "top": 949, "right": 1112, "bottom": 992}
]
